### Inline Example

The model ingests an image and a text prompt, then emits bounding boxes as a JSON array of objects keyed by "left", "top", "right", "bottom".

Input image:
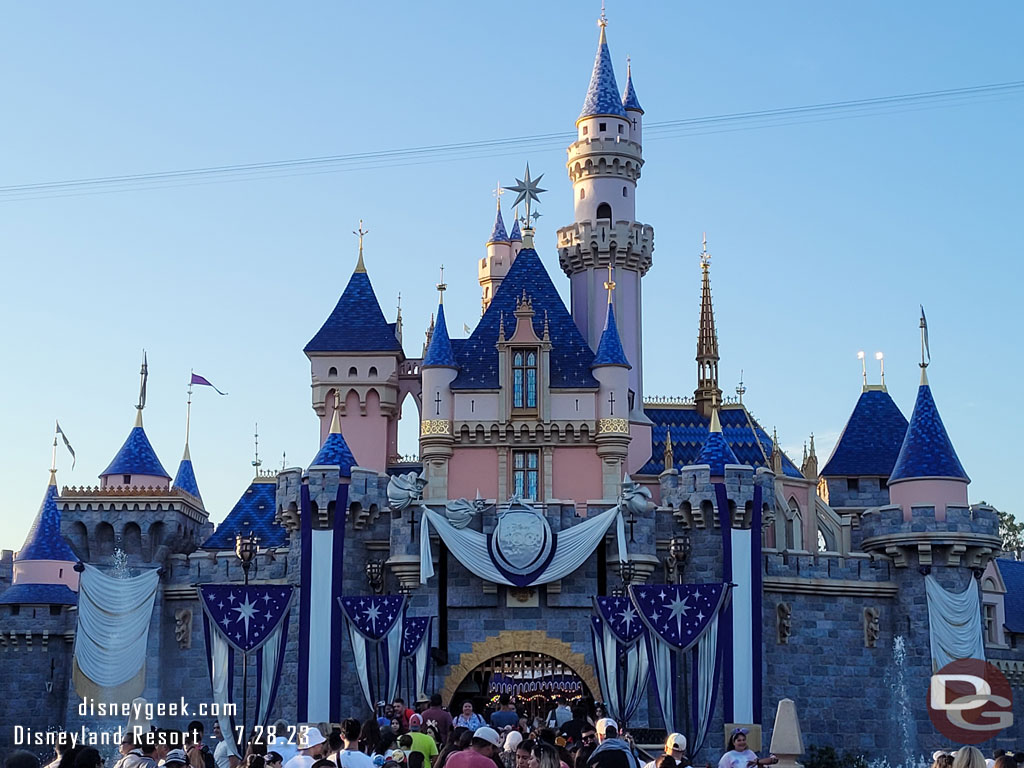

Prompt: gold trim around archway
[{"left": 439, "top": 629, "right": 599, "bottom": 704}]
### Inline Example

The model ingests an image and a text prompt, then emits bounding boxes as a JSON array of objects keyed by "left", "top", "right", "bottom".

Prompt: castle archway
[{"left": 439, "top": 630, "right": 598, "bottom": 711}]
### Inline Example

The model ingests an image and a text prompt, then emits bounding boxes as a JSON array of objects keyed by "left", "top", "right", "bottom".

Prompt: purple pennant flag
[{"left": 191, "top": 372, "right": 228, "bottom": 395}]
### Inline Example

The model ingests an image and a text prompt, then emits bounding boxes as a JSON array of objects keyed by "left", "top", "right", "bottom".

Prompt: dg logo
[{"left": 927, "top": 658, "right": 1014, "bottom": 744}]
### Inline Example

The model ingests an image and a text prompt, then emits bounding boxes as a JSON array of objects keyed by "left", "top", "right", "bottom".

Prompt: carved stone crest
[
  {"left": 776, "top": 602, "right": 792, "bottom": 644},
  {"left": 174, "top": 608, "right": 193, "bottom": 650},
  {"left": 864, "top": 606, "right": 880, "bottom": 648},
  {"left": 491, "top": 496, "right": 553, "bottom": 577}
]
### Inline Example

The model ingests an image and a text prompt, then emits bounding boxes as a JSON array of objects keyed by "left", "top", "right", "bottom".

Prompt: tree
[{"left": 997, "top": 508, "right": 1023, "bottom": 560}]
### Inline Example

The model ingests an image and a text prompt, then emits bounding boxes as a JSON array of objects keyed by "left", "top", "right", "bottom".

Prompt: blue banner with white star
[
  {"left": 628, "top": 583, "right": 728, "bottom": 652},
  {"left": 339, "top": 595, "right": 408, "bottom": 710},
  {"left": 594, "top": 595, "right": 646, "bottom": 644},
  {"left": 590, "top": 597, "right": 650, "bottom": 727},
  {"left": 340, "top": 595, "right": 406, "bottom": 641},
  {"left": 199, "top": 584, "right": 294, "bottom": 653}
]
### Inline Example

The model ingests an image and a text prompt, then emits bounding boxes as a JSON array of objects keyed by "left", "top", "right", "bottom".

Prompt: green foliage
[
  {"left": 804, "top": 745, "right": 868, "bottom": 768},
  {"left": 997, "top": 508, "right": 1023, "bottom": 559}
]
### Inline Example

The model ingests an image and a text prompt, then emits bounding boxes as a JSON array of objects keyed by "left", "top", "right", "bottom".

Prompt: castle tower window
[
  {"left": 513, "top": 450, "right": 539, "bottom": 500},
  {"left": 512, "top": 350, "right": 538, "bottom": 410},
  {"left": 847, "top": 478, "right": 859, "bottom": 493},
  {"left": 123, "top": 475, "right": 131, "bottom": 485},
  {"left": 622, "top": 186, "right": 628, "bottom": 197},
  {"left": 599, "top": 122, "right": 607, "bottom": 132},
  {"left": 328, "top": 367, "right": 338, "bottom": 377},
  {"left": 348, "top": 366, "right": 358, "bottom": 377},
  {"left": 618, "top": 124, "right": 624, "bottom": 134},
  {"left": 984, "top": 603, "right": 998, "bottom": 645},
  {"left": 580, "top": 189, "right": 586, "bottom": 200},
  {"left": 369, "top": 366, "right": 378, "bottom": 377},
  {"left": 582, "top": 125, "right": 589, "bottom": 136},
  {"left": 597, "top": 203, "right": 612, "bottom": 220}
]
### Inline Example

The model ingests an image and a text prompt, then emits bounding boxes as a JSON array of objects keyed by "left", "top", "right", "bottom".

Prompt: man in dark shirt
[
  {"left": 490, "top": 695, "right": 519, "bottom": 731},
  {"left": 586, "top": 719, "right": 638, "bottom": 768},
  {"left": 422, "top": 693, "right": 455, "bottom": 744},
  {"left": 559, "top": 705, "right": 590, "bottom": 747}
]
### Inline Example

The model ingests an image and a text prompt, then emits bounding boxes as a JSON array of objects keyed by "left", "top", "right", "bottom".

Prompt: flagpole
[
  {"left": 51, "top": 424, "right": 58, "bottom": 474},
  {"left": 186, "top": 371, "right": 194, "bottom": 446}
]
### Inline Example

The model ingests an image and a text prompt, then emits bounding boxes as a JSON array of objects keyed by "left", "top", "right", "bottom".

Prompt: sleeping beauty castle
[{"left": 2, "top": 12, "right": 1022, "bottom": 760}]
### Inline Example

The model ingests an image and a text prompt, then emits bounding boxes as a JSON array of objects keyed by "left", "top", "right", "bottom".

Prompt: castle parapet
[{"left": 860, "top": 503, "right": 1000, "bottom": 569}]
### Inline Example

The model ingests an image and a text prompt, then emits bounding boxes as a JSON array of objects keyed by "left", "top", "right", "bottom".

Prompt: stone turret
[
  {"left": 479, "top": 202, "right": 514, "bottom": 313},
  {"left": 420, "top": 300, "right": 458, "bottom": 498},
  {"left": 592, "top": 301, "right": 631, "bottom": 497}
]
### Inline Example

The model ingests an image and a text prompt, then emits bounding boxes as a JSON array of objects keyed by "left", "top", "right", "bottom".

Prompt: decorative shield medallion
[{"left": 489, "top": 498, "right": 554, "bottom": 583}]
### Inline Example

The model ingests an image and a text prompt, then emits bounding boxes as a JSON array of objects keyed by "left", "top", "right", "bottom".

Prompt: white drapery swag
[
  {"left": 591, "top": 620, "right": 649, "bottom": 725},
  {"left": 925, "top": 575, "right": 985, "bottom": 671},
  {"left": 75, "top": 564, "right": 160, "bottom": 688},
  {"left": 692, "top": 612, "right": 720, "bottom": 753},
  {"left": 419, "top": 503, "right": 628, "bottom": 586},
  {"left": 208, "top": 629, "right": 242, "bottom": 758},
  {"left": 410, "top": 622, "right": 432, "bottom": 703},
  {"left": 346, "top": 614, "right": 404, "bottom": 711}
]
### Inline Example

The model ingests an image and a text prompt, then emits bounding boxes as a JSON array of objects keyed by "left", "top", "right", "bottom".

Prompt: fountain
[{"left": 111, "top": 547, "right": 132, "bottom": 578}]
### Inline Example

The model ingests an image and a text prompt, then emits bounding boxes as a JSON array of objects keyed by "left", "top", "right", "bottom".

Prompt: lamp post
[
  {"left": 235, "top": 531, "right": 259, "bottom": 752},
  {"left": 667, "top": 532, "right": 691, "bottom": 584},
  {"left": 365, "top": 559, "right": 385, "bottom": 595}
]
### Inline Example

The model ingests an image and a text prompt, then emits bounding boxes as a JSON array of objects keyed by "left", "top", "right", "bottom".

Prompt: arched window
[
  {"left": 622, "top": 186, "right": 628, "bottom": 197},
  {"left": 369, "top": 366, "right": 378, "bottom": 378},
  {"left": 328, "top": 366, "right": 338, "bottom": 377},
  {"left": 348, "top": 366, "right": 358, "bottom": 378},
  {"left": 785, "top": 498, "right": 803, "bottom": 551},
  {"left": 512, "top": 350, "right": 538, "bottom": 409},
  {"left": 579, "top": 188, "right": 586, "bottom": 200},
  {"left": 596, "top": 203, "right": 612, "bottom": 220}
]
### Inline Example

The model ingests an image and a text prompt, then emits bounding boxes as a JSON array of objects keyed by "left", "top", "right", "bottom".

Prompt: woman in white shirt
[{"left": 717, "top": 729, "right": 777, "bottom": 768}]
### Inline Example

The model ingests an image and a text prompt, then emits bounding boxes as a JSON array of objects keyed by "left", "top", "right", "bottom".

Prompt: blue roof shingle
[
  {"left": 18, "top": 480, "right": 78, "bottom": 562},
  {"left": 101, "top": 425, "right": 170, "bottom": 479},
  {"left": 202, "top": 480, "right": 285, "bottom": 550},
  {"left": 172, "top": 455, "right": 203, "bottom": 504},
  {"left": 820, "top": 388, "right": 909, "bottom": 477},
  {"left": 622, "top": 65, "right": 643, "bottom": 113},
  {"left": 309, "top": 432, "right": 357, "bottom": 477},
  {"left": 592, "top": 303, "right": 630, "bottom": 368},
  {"left": 640, "top": 405, "right": 803, "bottom": 478},
  {"left": 889, "top": 383, "right": 969, "bottom": 483},
  {"left": 305, "top": 270, "right": 402, "bottom": 353},
  {"left": 579, "top": 28, "right": 627, "bottom": 121},
  {"left": 423, "top": 304, "right": 458, "bottom": 368},
  {"left": 997, "top": 558, "right": 1024, "bottom": 634},
  {"left": 489, "top": 208, "right": 510, "bottom": 244},
  {"left": 509, "top": 217, "right": 522, "bottom": 242},
  {"left": 451, "top": 248, "right": 598, "bottom": 390},
  {"left": 695, "top": 423, "right": 739, "bottom": 476},
  {"left": 0, "top": 583, "right": 77, "bottom": 606}
]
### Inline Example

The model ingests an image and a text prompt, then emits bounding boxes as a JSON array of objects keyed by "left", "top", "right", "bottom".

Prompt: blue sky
[{"left": 1, "top": 2, "right": 1021, "bottom": 549}]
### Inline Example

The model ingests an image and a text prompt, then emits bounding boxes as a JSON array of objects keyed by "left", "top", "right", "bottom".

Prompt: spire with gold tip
[{"left": 696, "top": 404, "right": 739, "bottom": 477}]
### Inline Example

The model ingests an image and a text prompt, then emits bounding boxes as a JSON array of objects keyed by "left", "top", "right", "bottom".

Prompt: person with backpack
[{"left": 186, "top": 721, "right": 218, "bottom": 768}]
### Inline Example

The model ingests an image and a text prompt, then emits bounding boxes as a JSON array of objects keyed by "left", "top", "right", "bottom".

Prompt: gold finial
[
  {"left": 598, "top": 0, "right": 608, "bottom": 29},
  {"left": 875, "top": 351, "right": 885, "bottom": 387},
  {"left": 329, "top": 393, "right": 342, "bottom": 434},
  {"left": 709, "top": 405, "right": 722, "bottom": 433},
  {"left": 493, "top": 180, "right": 505, "bottom": 209},
  {"left": 437, "top": 264, "right": 447, "bottom": 304},
  {"left": 353, "top": 220, "right": 369, "bottom": 273},
  {"left": 603, "top": 263, "right": 616, "bottom": 304},
  {"left": 700, "top": 232, "right": 710, "bottom": 273},
  {"left": 736, "top": 369, "right": 746, "bottom": 404}
]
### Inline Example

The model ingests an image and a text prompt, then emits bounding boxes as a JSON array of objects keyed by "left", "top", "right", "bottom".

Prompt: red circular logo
[{"left": 927, "top": 658, "right": 1014, "bottom": 744}]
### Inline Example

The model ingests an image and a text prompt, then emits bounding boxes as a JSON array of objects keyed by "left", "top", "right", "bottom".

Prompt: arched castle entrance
[{"left": 440, "top": 630, "right": 599, "bottom": 713}]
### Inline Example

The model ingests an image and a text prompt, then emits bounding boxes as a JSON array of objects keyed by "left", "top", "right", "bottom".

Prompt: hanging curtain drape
[
  {"left": 419, "top": 503, "right": 627, "bottom": 586},
  {"left": 691, "top": 610, "right": 722, "bottom": 754},
  {"left": 75, "top": 564, "right": 160, "bottom": 688},
  {"left": 203, "top": 618, "right": 241, "bottom": 759},
  {"left": 340, "top": 595, "right": 407, "bottom": 711},
  {"left": 925, "top": 575, "right": 985, "bottom": 671},
  {"left": 591, "top": 597, "right": 650, "bottom": 725},
  {"left": 401, "top": 615, "right": 433, "bottom": 703}
]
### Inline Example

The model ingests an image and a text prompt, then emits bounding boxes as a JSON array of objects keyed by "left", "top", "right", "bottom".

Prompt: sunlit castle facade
[{"left": 2, "top": 13, "right": 1022, "bottom": 761}]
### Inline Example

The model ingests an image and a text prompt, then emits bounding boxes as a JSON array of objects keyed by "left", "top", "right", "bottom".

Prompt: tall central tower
[{"left": 557, "top": 16, "right": 654, "bottom": 419}]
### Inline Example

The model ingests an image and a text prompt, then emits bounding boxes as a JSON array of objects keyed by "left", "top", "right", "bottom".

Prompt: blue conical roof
[
  {"left": 172, "top": 447, "right": 203, "bottom": 503},
  {"left": 423, "top": 304, "right": 458, "bottom": 368},
  {"left": 308, "top": 411, "right": 357, "bottom": 477},
  {"left": 695, "top": 411, "right": 740, "bottom": 475},
  {"left": 889, "top": 380, "right": 969, "bottom": 483},
  {"left": 17, "top": 476, "right": 77, "bottom": 563},
  {"left": 101, "top": 423, "right": 170, "bottom": 479},
  {"left": 820, "top": 388, "right": 909, "bottom": 477},
  {"left": 592, "top": 303, "right": 630, "bottom": 368},
  {"left": 622, "top": 64, "right": 643, "bottom": 113},
  {"left": 579, "top": 28, "right": 627, "bottom": 121},
  {"left": 509, "top": 217, "right": 522, "bottom": 242},
  {"left": 488, "top": 207, "right": 510, "bottom": 244},
  {"left": 305, "top": 268, "right": 402, "bottom": 353}
]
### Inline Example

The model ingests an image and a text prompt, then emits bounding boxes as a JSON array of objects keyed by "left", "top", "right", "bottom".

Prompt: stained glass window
[
  {"left": 513, "top": 349, "right": 537, "bottom": 409},
  {"left": 513, "top": 450, "right": 539, "bottom": 500}
]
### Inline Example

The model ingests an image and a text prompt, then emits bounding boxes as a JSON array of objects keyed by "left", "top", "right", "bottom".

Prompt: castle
[{"left": 1, "top": 13, "right": 1021, "bottom": 760}]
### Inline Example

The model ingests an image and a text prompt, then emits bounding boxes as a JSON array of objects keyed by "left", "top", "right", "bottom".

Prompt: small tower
[
  {"left": 800, "top": 434, "right": 818, "bottom": 479},
  {"left": 695, "top": 406, "right": 739, "bottom": 482},
  {"left": 479, "top": 189, "right": 513, "bottom": 314},
  {"left": 420, "top": 282, "right": 459, "bottom": 499},
  {"left": 558, "top": 13, "right": 654, "bottom": 416},
  {"left": 695, "top": 235, "right": 723, "bottom": 419},
  {"left": 591, "top": 270, "right": 632, "bottom": 497},
  {"left": 100, "top": 411, "right": 171, "bottom": 490},
  {"left": 304, "top": 224, "right": 404, "bottom": 471},
  {"left": 0, "top": 470, "right": 80, "bottom": 606},
  {"left": 172, "top": 443, "right": 203, "bottom": 506},
  {"left": 509, "top": 215, "right": 523, "bottom": 260},
  {"left": 622, "top": 56, "right": 643, "bottom": 144}
]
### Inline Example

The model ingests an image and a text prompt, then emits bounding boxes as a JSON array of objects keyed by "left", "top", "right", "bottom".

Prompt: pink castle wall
[
  {"left": 889, "top": 478, "right": 969, "bottom": 521},
  {"left": 14, "top": 560, "right": 80, "bottom": 591},
  {"left": 100, "top": 474, "right": 170, "bottom": 490},
  {"left": 552, "top": 447, "right": 602, "bottom": 502},
  {"left": 340, "top": 388, "right": 389, "bottom": 472},
  {"left": 448, "top": 448, "right": 499, "bottom": 501},
  {"left": 627, "top": 422, "right": 652, "bottom": 474}
]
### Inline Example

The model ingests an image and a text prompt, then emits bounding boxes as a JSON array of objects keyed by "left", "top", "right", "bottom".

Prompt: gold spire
[
  {"left": 437, "top": 264, "right": 447, "bottom": 305},
  {"left": 330, "top": 394, "right": 342, "bottom": 435},
  {"left": 695, "top": 233, "right": 722, "bottom": 418},
  {"left": 604, "top": 264, "right": 616, "bottom": 304},
  {"left": 353, "top": 220, "right": 369, "bottom": 273},
  {"left": 663, "top": 432, "right": 674, "bottom": 471},
  {"left": 182, "top": 442, "right": 192, "bottom": 461},
  {"left": 134, "top": 408, "right": 144, "bottom": 428},
  {"left": 48, "top": 468, "right": 57, "bottom": 486},
  {"left": 709, "top": 405, "right": 723, "bottom": 433}
]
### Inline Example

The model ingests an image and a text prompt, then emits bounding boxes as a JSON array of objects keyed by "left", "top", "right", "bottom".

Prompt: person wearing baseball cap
[
  {"left": 641, "top": 734, "right": 686, "bottom": 768},
  {"left": 284, "top": 727, "right": 328, "bottom": 768},
  {"left": 444, "top": 727, "right": 502, "bottom": 768},
  {"left": 585, "top": 719, "right": 638, "bottom": 768},
  {"left": 165, "top": 751, "right": 189, "bottom": 768},
  {"left": 401, "top": 715, "right": 439, "bottom": 765}
]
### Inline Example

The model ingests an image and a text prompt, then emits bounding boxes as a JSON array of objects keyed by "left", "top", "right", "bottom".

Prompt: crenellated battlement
[{"left": 860, "top": 503, "right": 1001, "bottom": 569}]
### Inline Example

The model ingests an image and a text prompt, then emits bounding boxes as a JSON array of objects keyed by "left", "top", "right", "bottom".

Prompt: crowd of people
[{"left": 4, "top": 699, "right": 1020, "bottom": 768}]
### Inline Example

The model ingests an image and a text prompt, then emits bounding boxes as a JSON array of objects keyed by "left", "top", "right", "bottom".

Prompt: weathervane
[
  {"left": 603, "top": 264, "right": 616, "bottom": 304},
  {"left": 505, "top": 164, "right": 546, "bottom": 231},
  {"left": 736, "top": 369, "right": 746, "bottom": 404},
  {"left": 252, "top": 423, "right": 262, "bottom": 473},
  {"left": 598, "top": 0, "right": 607, "bottom": 29},
  {"left": 493, "top": 180, "right": 505, "bottom": 208},
  {"left": 700, "top": 232, "right": 711, "bottom": 273},
  {"left": 353, "top": 219, "right": 369, "bottom": 272},
  {"left": 437, "top": 264, "right": 447, "bottom": 303}
]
